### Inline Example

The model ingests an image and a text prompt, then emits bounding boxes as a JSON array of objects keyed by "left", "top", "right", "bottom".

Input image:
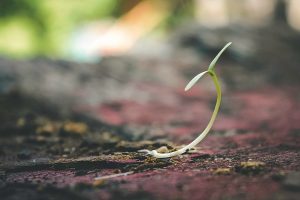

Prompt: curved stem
[
  {"left": 139, "top": 42, "right": 231, "bottom": 158},
  {"left": 139, "top": 71, "right": 222, "bottom": 158}
]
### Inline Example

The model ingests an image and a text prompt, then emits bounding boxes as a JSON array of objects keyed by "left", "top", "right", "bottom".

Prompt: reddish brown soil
[{"left": 0, "top": 57, "right": 300, "bottom": 200}]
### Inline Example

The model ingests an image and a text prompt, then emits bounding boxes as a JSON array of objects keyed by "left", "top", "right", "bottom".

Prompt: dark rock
[
  {"left": 283, "top": 172, "right": 300, "bottom": 191},
  {"left": 17, "top": 149, "right": 32, "bottom": 160}
]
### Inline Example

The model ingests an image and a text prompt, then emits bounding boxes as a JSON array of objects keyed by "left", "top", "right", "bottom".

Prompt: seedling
[{"left": 139, "top": 42, "right": 232, "bottom": 158}]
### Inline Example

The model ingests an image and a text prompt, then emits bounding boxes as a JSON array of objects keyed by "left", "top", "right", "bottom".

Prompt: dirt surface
[{"left": 1, "top": 47, "right": 300, "bottom": 200}]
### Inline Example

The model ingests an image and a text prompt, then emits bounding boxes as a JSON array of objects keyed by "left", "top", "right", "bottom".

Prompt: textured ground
[
  {"left": 1, "top": 82, "right": 300, "bottom": 200},
  {"left": 1, "top": 35, "right": 300, "bottom": 200}
]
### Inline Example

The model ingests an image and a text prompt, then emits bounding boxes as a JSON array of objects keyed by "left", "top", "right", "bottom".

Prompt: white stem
[{"left": 139, "top": 71, "right": 221, "bottom": 158}]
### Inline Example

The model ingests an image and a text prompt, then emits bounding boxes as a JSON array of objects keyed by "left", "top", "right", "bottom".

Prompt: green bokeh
[{"left": 0, "top": 0, "right": 118, "bottom": 58}]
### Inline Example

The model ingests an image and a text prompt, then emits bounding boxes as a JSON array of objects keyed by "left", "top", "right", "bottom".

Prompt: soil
[{"left": 0, "top": 52, "right": 300, "bottom": 200}]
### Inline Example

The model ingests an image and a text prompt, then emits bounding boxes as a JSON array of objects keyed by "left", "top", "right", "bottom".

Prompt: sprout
[{"left": 139, "top": 42, "right": 232, "bottom": 158}]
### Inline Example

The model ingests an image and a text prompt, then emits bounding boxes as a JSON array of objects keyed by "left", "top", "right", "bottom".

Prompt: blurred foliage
[
  {"left": 164, "top": 0, "right": 194, "bottom": 28},
  {"left": 0, "top": 0, "right": 118, "bottom": 58}
]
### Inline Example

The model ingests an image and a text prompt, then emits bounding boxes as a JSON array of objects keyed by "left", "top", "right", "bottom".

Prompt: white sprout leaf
[
  {"left": 185, "top": 70, "right": 209, "bottom": 91},
  {"left": 208, "top": 42, "right": 232, "bottom": 71}
]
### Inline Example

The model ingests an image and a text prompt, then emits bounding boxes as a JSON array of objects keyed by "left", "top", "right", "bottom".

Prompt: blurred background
[{"left": 0, "top": 0, "right": 300, "bottom": 60}]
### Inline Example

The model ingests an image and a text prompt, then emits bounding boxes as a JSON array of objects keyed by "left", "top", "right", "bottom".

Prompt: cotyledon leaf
[
  {"left": 208, "top": 42, "right": 232, "bottom": 71},
  {"left": 184, "top": 70, "right": 209, "bottom": 91}
]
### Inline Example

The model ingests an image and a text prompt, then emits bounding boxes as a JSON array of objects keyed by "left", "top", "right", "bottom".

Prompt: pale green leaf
[
  {"left": 208, "top": 42, "right": 232, "bottom": 71},
  {"left": 184, "top": 70, "right": 209, "bottom": 91}
]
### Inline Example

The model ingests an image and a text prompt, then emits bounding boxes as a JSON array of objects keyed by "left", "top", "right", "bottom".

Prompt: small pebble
[{"left": 214, "top": 168, "right": 231, "bottom": 175}]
